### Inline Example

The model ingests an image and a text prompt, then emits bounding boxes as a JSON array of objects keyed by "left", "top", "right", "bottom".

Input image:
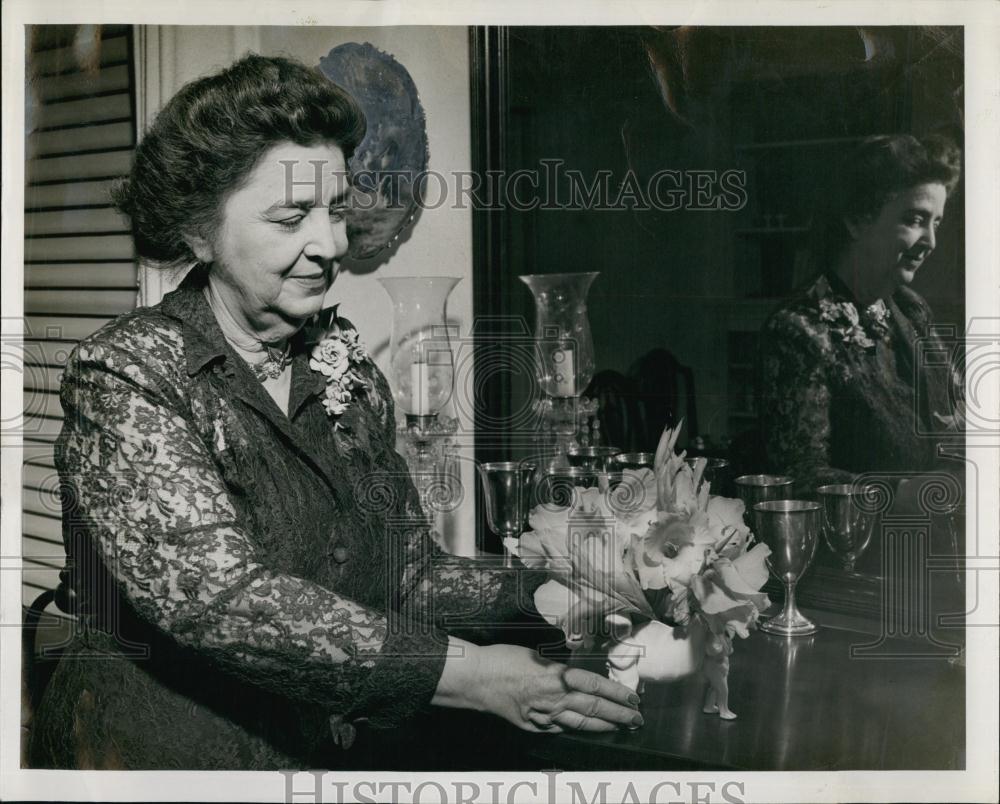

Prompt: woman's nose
[
  {"left": 303, "top": 212, "right": 347, "bottom": 263},
  {"left": 925, "top": 225, "right": 937, "bottom": 251}
]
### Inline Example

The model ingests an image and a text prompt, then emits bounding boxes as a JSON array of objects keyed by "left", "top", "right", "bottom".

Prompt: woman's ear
[
  {"left": 843, "top": 210, "right": 876, "bottom": 240},
  {"left": 843, "top": 216, "right": 864, "bottom": 240},
  {"left": 184, "top": 231, "right": 214, "bottom": 264}
]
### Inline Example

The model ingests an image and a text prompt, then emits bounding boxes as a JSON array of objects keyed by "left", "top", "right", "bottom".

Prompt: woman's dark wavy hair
[
  {"left": 809, "top": 133, "right": 962, "bottom": 269},
  {"left": 113, "top": 54, "right": 366, "bottom": 266}
]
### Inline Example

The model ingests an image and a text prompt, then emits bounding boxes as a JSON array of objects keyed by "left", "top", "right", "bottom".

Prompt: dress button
[{"left": 332, "top": 545, "right": 349, "bottom": 564}]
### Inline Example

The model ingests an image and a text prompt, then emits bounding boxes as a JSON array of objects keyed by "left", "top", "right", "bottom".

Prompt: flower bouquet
[{"left": 506, "top": 424, "right": 771, "bottom": 719}]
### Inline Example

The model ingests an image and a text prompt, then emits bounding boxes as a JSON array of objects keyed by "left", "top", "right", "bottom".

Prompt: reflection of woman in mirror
[{"left": 759, "top": 135, "right": 963, "bottom": 498}]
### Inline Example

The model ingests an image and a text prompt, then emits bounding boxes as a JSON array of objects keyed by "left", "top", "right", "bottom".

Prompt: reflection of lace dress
[
  {"left": 759, "top": 274, "right": 962, "bottom": 494},
  {"left": 30, "top": 270, "right": 540, "bottom": 770}
]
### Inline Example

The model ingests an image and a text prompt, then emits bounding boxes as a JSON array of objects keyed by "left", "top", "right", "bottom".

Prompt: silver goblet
[
  {"left": 536, "top": 466, "right": 622, "bottom": 505},
  {"left": 754, "top": 500, "right": 821, "bottom": 637},
  {"left": 613, "top": 451, "right": 655, "bottom": 472},
  {"left": 734, "top": 474, "right": 794, "bottom": 530},
  {"left": 816, "top": 483, "right": 876, "bottom": 573},
  {"left": 686, "top": 457, "right": 732, "bottom": 495},
  {"left": 566, "top": 445, "right": 623, "bottom": 472},
  {"left": 478, "top": 462, "right": 536, "bottom": 566}
]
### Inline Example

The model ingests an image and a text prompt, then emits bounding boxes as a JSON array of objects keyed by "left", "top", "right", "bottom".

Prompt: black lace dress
[
  {"left": 29, "top": 269, "right": 542, "bottom": 770},
  {"left": 759, "top": 273, "right": 963, "bottom": 494}
]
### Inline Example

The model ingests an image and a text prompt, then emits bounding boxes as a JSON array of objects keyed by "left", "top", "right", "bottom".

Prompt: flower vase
[
  {"left": 517, "top": 424, "right": 770, "bottom": 723},
  {"left": 603, "top": 616, "right": 737, "bottom": 720}
]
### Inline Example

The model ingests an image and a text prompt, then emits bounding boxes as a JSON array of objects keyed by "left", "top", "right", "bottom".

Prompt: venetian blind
[{"left": 22, "top": 25, "right": 138, "bottom": 610}]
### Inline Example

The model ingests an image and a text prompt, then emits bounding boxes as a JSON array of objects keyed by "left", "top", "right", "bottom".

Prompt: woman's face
[
  {"left": 192, "top": 141, "right": 350, "bottom": 336},
  {"left": 844, "top": 182, "right": 947, "bottom": 303}
]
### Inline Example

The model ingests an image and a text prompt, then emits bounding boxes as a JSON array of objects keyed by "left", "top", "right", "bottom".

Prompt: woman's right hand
[{"left": 433, "top": 638, "right": 642, "bottom": 733}]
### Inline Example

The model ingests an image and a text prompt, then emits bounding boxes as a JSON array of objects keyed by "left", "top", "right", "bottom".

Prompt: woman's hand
[{"left": 433, "top": 638, "right": 642, "bottom": 733}]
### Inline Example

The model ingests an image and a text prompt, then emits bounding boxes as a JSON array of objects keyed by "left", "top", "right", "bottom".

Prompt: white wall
[{"left": 141, "top": 25, "right": 476, "bottom": 554}]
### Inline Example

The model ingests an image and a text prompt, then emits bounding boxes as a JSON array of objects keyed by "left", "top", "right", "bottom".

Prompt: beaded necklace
[{"left": 202, "top": 283, "right": 291, "bottom": 383}]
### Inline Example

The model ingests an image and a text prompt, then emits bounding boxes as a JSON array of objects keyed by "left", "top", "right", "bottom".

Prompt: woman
[
  {"left": 758, "top": 134, "right": 963, "bottom": 495},
  {"left": 29, "top": 54, "right": 640, "bottom": 770}
]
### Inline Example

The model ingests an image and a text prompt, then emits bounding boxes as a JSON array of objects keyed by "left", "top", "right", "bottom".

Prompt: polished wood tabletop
[
  {"left": 529, "top": 615, "right": 966, "bottom": 771},
  {"left": 339, "top": 611, "right": 963, "bottom": 771}
]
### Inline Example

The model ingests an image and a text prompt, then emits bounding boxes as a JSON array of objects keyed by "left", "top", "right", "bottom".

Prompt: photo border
[{"left": 2, "top": 2, "right": 997, "bottom": 802}]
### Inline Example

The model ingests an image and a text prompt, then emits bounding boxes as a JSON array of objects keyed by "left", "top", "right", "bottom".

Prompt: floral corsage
[
  {"left": 862, "top": 299, "right": 891, "bottom": 340},
  {"left": 818, "top": 297, "right": 891, "bottom": 351},
  {"left": 309, "top": 321, "right": 371, "bottom": 424}
]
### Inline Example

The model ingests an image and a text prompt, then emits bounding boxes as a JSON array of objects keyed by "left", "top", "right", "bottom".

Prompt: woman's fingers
[
  {"left": 550, "top": 707, "right": 642, "bottom": 732},
  {"left": 474, "top": 645, "right": 645, "bottom": 735},
  {"left": 562, "top": 666, "right": 640, "bottom": 707},
  {"left": 528, "top": 667, "right": 644, "bottom": 733},
  {"left": 526, "top": 712, "right": 565, "bottom": 733},
  {"left": 554, "top": 691, "right": 643, "bottom": 728}
]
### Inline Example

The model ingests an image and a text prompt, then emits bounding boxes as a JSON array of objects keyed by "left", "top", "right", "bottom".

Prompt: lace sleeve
[
  {"left": 352, "top": 338, "right": 548, "bottom": 640},
  {"left": 56, "top": 337, "right": 447, "bottom": 728},
  {"left": 398, "top": 529, "right": 548, "bottom": 641},
  {"left": 758, "top": 311, "right": 856, "bottom": 491}
]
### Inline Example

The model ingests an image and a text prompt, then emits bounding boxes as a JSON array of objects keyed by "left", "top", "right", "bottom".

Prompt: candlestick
[
  {"left": 410, "top": 358, "right": 431, "bottom": 416},
  {"left": 552, "top": 346, "right": 576, "bottom": 397},
  {"left": 379, "top": 277, "right": 461, "bottom": 538}
]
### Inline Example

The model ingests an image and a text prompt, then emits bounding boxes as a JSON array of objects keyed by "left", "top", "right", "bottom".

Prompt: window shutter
[{"left": 22, "top": 25, "right": 138, "bottom": 611}]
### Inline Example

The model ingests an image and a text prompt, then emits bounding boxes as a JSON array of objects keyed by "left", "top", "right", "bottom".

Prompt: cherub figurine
[{"left": 701, "top": 632, "right": 736, "bottom": 720}]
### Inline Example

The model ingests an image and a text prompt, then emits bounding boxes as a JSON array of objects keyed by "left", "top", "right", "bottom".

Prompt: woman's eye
[
  {"left": 275, "top": 216, "right": 304, "bottom": 230},
  {"left": 329, "top": 206, "right": 346, "bottom": 223}
]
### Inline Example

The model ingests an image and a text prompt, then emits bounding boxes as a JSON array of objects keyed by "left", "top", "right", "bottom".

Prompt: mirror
[{"left": 470, "top": 26, "right": 965, "bottom": 630}]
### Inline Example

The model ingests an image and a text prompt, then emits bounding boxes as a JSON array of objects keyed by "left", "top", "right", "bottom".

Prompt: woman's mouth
[
  {"left": 288, "top": 273, "right": 329, "bottom": 293},
  {"left": 290, "top": 272, "right": 327, "bottom": 283}
]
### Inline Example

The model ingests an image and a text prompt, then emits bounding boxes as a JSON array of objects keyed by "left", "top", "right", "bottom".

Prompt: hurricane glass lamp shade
[
  {"left": 518, "top": 272, "right": 599, "bottom": 399},
  {"left": 378, "top": 276, "right": 461, "bottom": 418}
]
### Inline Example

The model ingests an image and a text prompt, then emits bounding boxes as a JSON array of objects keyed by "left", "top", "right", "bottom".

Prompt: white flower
[
  {"left": 842, "top": 301, "right": 860, "bottom": 326},
  {"left": 706, "top": 496, "right": 751, "bottom": 557},
  {"left": 516, "top": 424, "right": 770, "bottom": 655},
  {"left": 818, "top": 298, "right": 880, "bottom": 350},
  {"left": 322, "top": 397, "right": 349, "bottom": 416},
  {"left": 649, "top": 542, "right": 712, "bottom": 590},
  {"left": 514, "top": 500, "right": 655, "bottom": 636},
  {"left": 310, "top": 338, "right": 350, "bottom": 380},
  {"left": 309, "top": 326, "right": 370, "bottom": 420},
  {"left": 321, "top": 384, "right": 352, "bottom": 416},
  {"left": 818, "top": 297, "right": 841, "bottom": 324},
  {"left": 339, "top": 329, "right": 369, "bottom": 362}
]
